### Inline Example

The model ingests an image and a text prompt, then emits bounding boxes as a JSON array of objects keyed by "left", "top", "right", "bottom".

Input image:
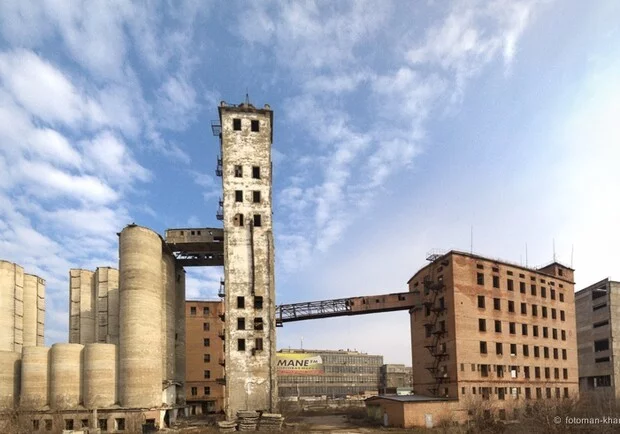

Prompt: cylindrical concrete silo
[
  {"left": 106, "top": 268, "right": 120, "bottom": 346},
  {"left": 36, "top": 277, "right": 45, "bottom": 346},
  {"left": 49, "top": 343, "right": 83, "bottom": 410},
  {"left": 20, "top": 346, "right": 49, "bottom": 409},
  {"left": 162, "top": 252, "right": 176, "bottom": 383},
  {"left": 23, "top": 274, "right": 38, "bottom": 347},
  {"left": 174, "top": 262, "right": 186, "bottom": 404},
  {"left": 83, "top": 343, "right": 117, "bottom": 408},
  {"left": 0, "top": 350, "right": 21, "bottom": 409},
  {"left": 119, "top": 225, "right": 163, "bottom": 408},
  {"left": 0, "top": 261, "right": 16, "bottom": 352}
]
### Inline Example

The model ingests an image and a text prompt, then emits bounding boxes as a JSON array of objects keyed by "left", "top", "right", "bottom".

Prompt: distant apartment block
[
  {"left": 185, "top": 300, "right": 225, "bottom": 414},
  {"left": 408, "top": 251, "right": 578, "bottom": 410},
  {"left": 576, "top": 278, "right": 620, "bottom": 398},
  {"left": 380, "top": 364, "right": 413, "bottom": 394}
]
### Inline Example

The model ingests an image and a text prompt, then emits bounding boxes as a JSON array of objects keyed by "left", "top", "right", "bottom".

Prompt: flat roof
[
  {"left": 366, "top": 394, "right": 452, "bottom": 403},
  {"left": 406, "top": 250, "right": 574, "bottom": 285}
]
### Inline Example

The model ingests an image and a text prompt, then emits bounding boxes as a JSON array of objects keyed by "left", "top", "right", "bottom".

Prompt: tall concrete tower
[{"left": 218, "top": 101, "right": 277, "bottom": 419}]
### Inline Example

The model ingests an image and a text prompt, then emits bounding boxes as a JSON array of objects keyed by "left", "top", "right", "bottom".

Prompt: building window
[
  {"left": 97, "top": 420, "right": 107, "bottom": 431},
  {"left": 536, "top": 387, "right": 542, "bottom": 398},
  {"left": 254, "top": 317, "right": 264, "bottom": 330},
  {"left": 552, "top": 328, "right": 558, "bottom": 340},
  {"left": 552, "top": 308, "right": 557, "bottom": 319},
  {"left": 480, "top": 364, "right": 489, "bottom": 377},
  {"left": 595, "top": 339, "right": 610, "bottom": 352},
  {"left": 254, "top": 296, "right": 263, "bottom": 309},
  {"left": 521, "top": 303, "right": 527, "bottom": 315},
  {"left": 533, "top": 325, "right": 539, "bottom": 337},
  {"left": 65, "top": 420, "right": 74, "bottom": 430},
  {"left": 493, "top": 298, "right": 500, "bottom": 310},
  {"left": 495, "top": 320, "right": 502, "bottom": 333},
  {"left": 535, "top": 367, "right": 541, "bottom": 379},
  {"left": 534, "top": 346, "right": 540, "bottom": 358},
  {"left": 480, "top": 341, "right": 487, "bottom": 354},
  {"left": 532, "top": 304, "right": 538, "bottom": 316},
  {"left": 235, "top": 190, "right": 243, "bottom": 202},
  {"left": 253, "top": 214, "right": 262, "bottom": 227},
  {"left": 524, "top": 367, "right": 530, "bottom": 378},
  {"left": 238, "top": 339, "right": 245, "bottom": 351},
  {"left": 545, "top": 367, "right": 550, "bottom": 379},
  {"left": 510, "top": 343, "right": 517, "bottom": 355},
  {"left": 203, "top": 307, "right": 210, "bottom": 315},
  {"left": 252, "top": 166, "right": 261, "bottom": 179},
  {"left": 520, "top": 281, "right": 526, "bottom": 293},
  {"left": 523, "top": 345, "right": 529, "bottom": 357},
  {"left": 477, "top": 295, "right": 485, "bottom": 308},
  {"left": 550, "top": 289, "right": 556, "bottom": 300},
  {"left": 559, "top": 293, "right": 564, "bottom": 302},
  {"left": 204, "top": 354, "right": 210, "bottom": 362},
  {"left": 542, "top": 306, "right": 548, "bottom": 318},
  {"left": 554, "top": 368, "right": 560, "bottom": 379},
  {"left": 493, "top": 275, "right": 500, "bottom": 288},
  {"left": 544, "top": 347, "right": 549, "bottom": 358},
  {"left": 563, "top": 368, "right": 568, "bottom": 379},
  {"left": 204, "top": 370, "right": 211, "bottom": 379},
  {"left": 32, "top": 420, "right": 40, "bottom": 431},
  {"left": 237, "top": 317, "right": 245, "bottom": 330},
  {"left": 522, "top": 324, "right": 528, "bottom": 336},
  {"left": 525, "top": 387, "right": 531, "bottom": 399},
  {"left": 255, "top": 337, "right": 264, "bottom": 351},
  {"left": 115, "top": 418, "right": 125, "bottom": 431},
  {"left": 477, "top": 264, "right": 484, "bottom": 269},
  {"left": 234, "top": 165, "right": 243, "bottom": 177},
  {"left": 594, "top": 320, "right": 609, "bottom": 328},
  {"left": 190, "top": 306, "right": 196, "bottom": 315},
  {"left": 496, "top": 342, "right": 503, "bottom": 355},
  {"left": 508, "top": 300, "right": 514, "bottom": 313},
  {"left": 531, "top": 284, "right": 536, "bottom": 296},
  {"left": 561, "top": 330, "right": 566, "bottom": 341},
  {"left": 507, "top": 279, "right": 514, "bottom": 291},
  {"left": 253, "top": 191, "right": 261, "bottom": 203},
  {"left": 233, "top": 118, "right": 241, "bottom": 130},
  {"left": 251, "top": 120, "right": 260, "bottom": 132},
  {"left": 204, "top": 338, "right": 210, "bottom": 347},
  {"left": 509, "top": 322, "right": 516, "bottom": 334},
  {"left": 205, "top": 386, "right": 211, "bottom": 395},
  {"left": 234, "top": 213, "right": 244, "bottom": 227},
  {"left": 564, "top": 388, "right": 569, "bottom": 398},
  {"left": 560, "top": 310, "right": 565, "bottom": 321},
  {"left": 541, "top": 287, "right": 547, "bottom": 298},
  {"left": 203, "top": 322, "right": 210, "bottom": 331},
  {"left": 479, "top": 319, "right": 486, "bottom": 332},
  {"left": 562, "top": 349, "right": 567, "bottom": 360},
  {"left": 477, "top": 273, "right": 484, "bottom": 285},
  {"left": 237, "top": 296, "right": 245, "bottom": 309},
  {"left": 543, "top": 327, "right": 548, "bottom": 338}
]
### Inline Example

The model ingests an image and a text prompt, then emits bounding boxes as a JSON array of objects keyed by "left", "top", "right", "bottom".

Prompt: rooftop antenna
[{"left": 245, "top": 89, "right": 250, "bottom": 105}]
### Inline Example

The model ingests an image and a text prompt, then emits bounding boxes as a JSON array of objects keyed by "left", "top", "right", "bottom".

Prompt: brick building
[
  {"left": 408, "top": 250, "right": 578, "bottom": 410},
  {"left": 185, "top": 300, "right": 224, "bottom": 414},
  {"left": 379, "top": 364, "right": 413, "bottom": 394},
  {"left": 575, "top": 278, "right": 620, "bottom": 398}
]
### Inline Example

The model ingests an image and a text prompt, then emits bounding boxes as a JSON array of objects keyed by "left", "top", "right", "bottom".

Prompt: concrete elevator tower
[{"left": 218, "top": 101, "right": 277, "bottom": 419}]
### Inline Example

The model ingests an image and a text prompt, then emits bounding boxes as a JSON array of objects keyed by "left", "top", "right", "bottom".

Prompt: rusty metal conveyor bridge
[{"left": 275, "top": 291, "right": 418, "bottom": 327}]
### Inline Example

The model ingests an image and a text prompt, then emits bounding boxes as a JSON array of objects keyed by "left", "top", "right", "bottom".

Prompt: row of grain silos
[
  {"left": 0, "top": 224, "right": 186, "bottom": 413},
  {"left": 0, "top": 260, "right": 45, "bottom": 353}
]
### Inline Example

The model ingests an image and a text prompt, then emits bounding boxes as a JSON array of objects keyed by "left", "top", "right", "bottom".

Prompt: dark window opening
[
  {"left": 507, "top": 279, "right": 514, "bottom": 291},
  {"left": 594, "top": 320, "right": 609, "bottom": 328},
  {"left": 495, "top": 320, "right": 502, "bottom": 333},
  {"left": 237, "top": 296, "right": 245, "bottom": 309},
  {"left": 254, "top": 296, "right": 263, "bottom": 309},
  {"left": 237, "top": 317, "right": 245, "bottom": 330},
  {"left": 477, "top": 273, "right": 484, "bottom": 285},
  {"left": 533, "top": 325, "right": 539, "bottom": 337},
  {"left": 520, "top": 282, "right": 526, "bottom": 293},
  {"left": 190, "top": 306, "right": 196, "bottom": 315},
  {"left": 203, "top": 307, "right": 210, "bottom": 315},
  {"left": 203, "top": 322, "right": 210, "bottom": 331},
  {"left": 251, "top": 120, "right": 260, "bottom": 132},
  {"left": 534, "top": 346, "right": 540, "bottom": 358},
  {"left": 595, "top": 339, "right": 610, "bottom": 352},
  {"left": 115, "top": 418, "right": 125, "bottom": 431},
  {"left": 496, "top": 342, "right": 503, "bottom": 355},
  {"left": 477, "top": 295, "right": 485, "bottom": 308},
  {"left": 204, "top": 338, "right": 210, "bottom": 347},
  {"left": 204, "top": 354, "right": 210, "bottom": 362},
  {"left": 531, "top": 284, "right": 536, "bottom": 296},
  {"left": 560, "top": 310, "right": 566, "bottom": 321},
  {"left": 510, "top": 343, "right": 517, "bottom": 355},
  {"left": 253, "top": 191, "right": 261, "bottom": 203},
  {"left": 205, "top": 386, "right": 211, "bottom": 395},
  {"left": 493, "top": 275, "right": 500, "bottom": 288},
  {"left": 522, "top": 324, "right": 528, "bottom": 335},
  {"left": 596, "top": 356, "right": 610, "bottom": 363},
  {"left": 559, "top": 293, "right": 564, "bottom": 302},
  {"left": 544, "top": 347, "right": 549, "bottom": 358},
  {"left": 33, "top": 420, "right": 40, "bottom": 431},
  {"left": 255, "top": 337, "right": 264, "bottom": 351},
  {"left": 204, "top": 370, "right": 211, "bottom": 379},
  {"left": 479, "top": 318, "right": 486, "bottom": 332},
  {"left": 509, "top": 322, "right": 516, "bottom": 334},
  {"left": 235, "top": 190, "right": 243, "bottom": 202},
  {"left": 493, "top": 298, "right": 500, "bottom": 310},
  {"left": 234, "top": 165, "right": 243, "bottom": 177},
  {"left": 521, "top": 303, "right": 527, "bottom": 314},
  {"left": 65, "top": 420, "right": 74, "bottom": 430},
  {"left": 254, "top": 317, "right": 264, "bottom": 330},
  {"left": 233, "top": 118, "right": 241, "bottom": 130},
  {"left": 480, "top": 341, "right": 487, "bottom": 354},
  {"left": 252, "top": 166, "right": 260, "bottom": 179},
  {"left": 237, "top": 339, "right": 246, "bottom": 351},
  {"left": 508, "top": 300, "right": 514, "bottom": 313},
  {"left": 234, "top": 213, "right": 244, "bottom": 227},
  {"left": 98, "top": 419, "right": 107, "bottom": 430},
  {"left": 523, "top": 345, "right": 529, "bottom": 357},
  {"left": 253, "top": 214, "right": 262, "bottom": 227}
]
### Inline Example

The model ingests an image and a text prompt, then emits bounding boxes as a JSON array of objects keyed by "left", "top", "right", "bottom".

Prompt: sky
[{"left": 0, "top": 0, "right": 619, "bottom": 364}]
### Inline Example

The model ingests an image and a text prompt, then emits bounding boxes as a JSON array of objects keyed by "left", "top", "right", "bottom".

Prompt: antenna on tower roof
[{"left": 245, "top": 89, "right": 250, "bottom": 105}]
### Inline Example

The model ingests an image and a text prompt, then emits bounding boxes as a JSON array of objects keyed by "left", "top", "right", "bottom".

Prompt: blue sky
[{"left": 0, "top": 1, "right": 619, "bottom": 364}]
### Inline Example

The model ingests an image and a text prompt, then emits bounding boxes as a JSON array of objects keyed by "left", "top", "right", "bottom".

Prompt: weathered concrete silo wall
[
  {"left": 0, "top": 350, "right": 21, "bottom": 409},
  {"left": 96, "top": 267, "right": 120, "bottom": 345},
  {"left": 174, "top": 263, "right": 186, "bottom": 404},
  {"left": 69, "top": 269, "right": 96, "bottom": 344},
  {"left": 106, "top": 268, "right": 120, "bottom": 345},
  {"left": 36, "top": 278, "right": 45, "bottom": 346},
  {"left": 84, "top": 343, "right": 117, "bottom": 408},
  {"left": 162, "top": 252, "right": 176, "bottom": 384},
  {"left": 0, "top": 261, "right": 17, "bottom": 352},
  {"left": 23, "top": 275, "right": 38, "bottom": 347},
  {"left": 50, "top": 343, "right": 83, "bottom": 410},
  {"left": 119, "top": 225, "right": 163, "bottom": 408},
  {"left": 20, "top": 346, "right": 49, "bottom": 409}
]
